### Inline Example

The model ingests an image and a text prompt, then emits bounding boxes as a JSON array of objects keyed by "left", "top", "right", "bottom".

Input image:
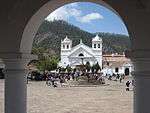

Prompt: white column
[
  {"left": 4, "top": 59, "right": 28, "bottom": 113},
  {"left": 132, "top": 50, "right": 150, "bottom": 113},
  {"left": 1, "top": 53, "right": 37, "bottom": 113}
]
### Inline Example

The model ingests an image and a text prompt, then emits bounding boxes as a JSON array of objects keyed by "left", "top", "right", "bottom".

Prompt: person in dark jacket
[{"left": 126, "top": 81, "right": 131, "bottom": 91}]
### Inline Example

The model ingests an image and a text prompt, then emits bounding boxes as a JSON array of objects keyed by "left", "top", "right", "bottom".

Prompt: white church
[{"left": 59, "top": 35, "right": 102, "bottom": 68}]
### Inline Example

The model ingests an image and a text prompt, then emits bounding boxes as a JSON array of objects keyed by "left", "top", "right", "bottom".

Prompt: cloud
[
  {"left": 46, "top": 7, "right": 68, "bottom": 21},
  {"left": 46, "top": 6, "right": 81, "bottom": 21},
  {"left": 78, "top": 13, "right": 104, "bottom": 23},
  {"left": 46, "top": 3, "right": 104, "bottom": 24},
  {"left": 69, "top": 8, "right": 81, "bottom": 17}
]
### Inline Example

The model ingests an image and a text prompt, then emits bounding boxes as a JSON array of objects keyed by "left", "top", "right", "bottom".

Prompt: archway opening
[
  {"left": 125, "top": 68, "right": 130, "bottom": 76},
  {"left": 115, "top": 67, "right": 119, "bottom": 73},
  {"left": 22, "top": 1, "right": 133, "bottom": 113}
]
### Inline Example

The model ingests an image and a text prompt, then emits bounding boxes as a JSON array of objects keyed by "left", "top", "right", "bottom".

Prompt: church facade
[{"left": 59, "top": 35, "right": 102, "bottom": 68}]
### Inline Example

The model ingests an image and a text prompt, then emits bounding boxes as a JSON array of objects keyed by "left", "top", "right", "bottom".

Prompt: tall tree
[
  {"left": 36, "top": 56, "right": 58, "bottom": 71},
  {"left": 95, "top": 62, "right": 101, "bottom": 73},
  {"left": 85, "top": 61, "right": 91, "bottom": 72}
]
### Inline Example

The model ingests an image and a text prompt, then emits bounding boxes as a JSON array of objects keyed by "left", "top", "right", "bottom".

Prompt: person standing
[
  {"left": 60, "top": 76, "right": 64, "bottom": 87},
  {"left": 119, "top": 75, "right": 123, "bottom": 83},
  {"left": 126, "top": 81, "right": 130, "bottom": 91}
]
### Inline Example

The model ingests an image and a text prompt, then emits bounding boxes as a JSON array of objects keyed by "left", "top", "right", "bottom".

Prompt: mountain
[{"left": 33, "top": 20, "right": 131, "bottom": 56}]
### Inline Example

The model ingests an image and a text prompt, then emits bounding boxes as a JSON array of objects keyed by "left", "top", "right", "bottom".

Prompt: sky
[{"left": 46, "top": 2, "right": 128, "bottom": 35}]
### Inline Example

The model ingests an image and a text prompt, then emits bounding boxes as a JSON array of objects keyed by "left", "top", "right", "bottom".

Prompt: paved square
[{"left": 0, "top": 79, "right": 133, "bottom": 113}]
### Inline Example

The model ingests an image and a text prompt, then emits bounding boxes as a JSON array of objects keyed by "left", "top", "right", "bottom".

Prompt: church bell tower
[
  {"left": 92, "top": 34, "right": 103, "bottom": 67},
  {"left": 61, "top": 35, "right": 72, "bottom": 50},
  {"left": 60, "top": 36, "right": 72, "bottom": 67},
  {"left": 92, "top": 34, "right": 102, "bottom": 50}
]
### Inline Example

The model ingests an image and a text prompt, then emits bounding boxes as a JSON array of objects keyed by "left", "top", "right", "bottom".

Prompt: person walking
[
  {"left": 119, "top": 75, "right": 123, "bottom": 83},
  {"left": 126, "top": 81, "right": 131, "bottom": 91}
]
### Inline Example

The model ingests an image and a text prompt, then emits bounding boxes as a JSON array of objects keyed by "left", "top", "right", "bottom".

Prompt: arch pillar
[
  {"left": 125, "top": 4, "right": 150, "bottom": 112},
  {"left": 134, "top": 72, "right": 150, "bottom": 113},
  {"left": 2, "top": 0, "right": 150, "bottom": 113},
  {"left": 0, "top": 53, "right": 36, "bottom": 113},
  {"left": 132, "top": 50, "right": 150, "bottom": 113}
]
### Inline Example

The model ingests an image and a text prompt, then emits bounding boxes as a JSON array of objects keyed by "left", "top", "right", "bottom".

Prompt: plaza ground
[{"left": 0, "top": 78, "right": 133, "bottom": 113}]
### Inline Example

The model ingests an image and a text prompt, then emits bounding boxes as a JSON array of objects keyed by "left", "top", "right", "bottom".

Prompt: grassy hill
[{"left": 33, "top": 20, "right": 131, "bottom": 56}]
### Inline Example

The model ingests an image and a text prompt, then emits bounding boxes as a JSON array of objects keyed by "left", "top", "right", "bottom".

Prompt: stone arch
[{"left": 4, "top": 1, "right": 150, "bottom": 113}]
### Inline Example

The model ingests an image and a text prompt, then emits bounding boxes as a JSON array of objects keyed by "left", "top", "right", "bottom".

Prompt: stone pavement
[{"left": 0, "top": 78, "right": 133, "bottom": 113}]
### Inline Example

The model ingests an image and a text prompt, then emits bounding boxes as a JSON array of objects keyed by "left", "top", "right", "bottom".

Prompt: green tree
[
  {"left": 95, "top": 62, "right": 101, "bottom": 73},
  {"left": 91, "top": 62, "right": 101, "bottom": 73},
  {"left": 91, "top": 65, "right": 95, "bottom": 73},
  {"left": 31, "top": 47, "right": 46, "bottom": 59},
  {"left": 85, "top": 61, "right": 91, "bottom": 72},
  {"left": 36, "top": 56, "right": 58, "bottom": 71}
]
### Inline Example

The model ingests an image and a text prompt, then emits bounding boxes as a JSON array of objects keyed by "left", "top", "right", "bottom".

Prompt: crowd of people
[
  {"left": 105, "top": 73, "right": 134, "bottom": 91},
  {"left": 44, "top": 71, "right": 105, "bottom": 87},
  {"left": 27, "top": 70, "right": 105, "bottom": 87},
  {"left": 27, "top": 69, "right": 134, "bottom": 91}
]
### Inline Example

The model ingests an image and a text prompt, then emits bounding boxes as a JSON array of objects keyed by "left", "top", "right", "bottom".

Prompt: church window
[
  {"left": 115, "top": 67, "right": 119, "bottom": 73},
  {"left": 125, "top": 68, "right": 129, "bottom": 75},
  {"left": 98, "top": 44, "right": 100, "bottom": 48},
  {"left": 63, "top": 45, "right": 65, "bottom": 49},
  {"left": 94, "top": 44, "right": 96, "bottom": 48},
  {"left": 79, "top": 53, "right": 84, "bottom": 57},
  {"left": 67, "top": 45, "right": 69, "bottom": 49}
]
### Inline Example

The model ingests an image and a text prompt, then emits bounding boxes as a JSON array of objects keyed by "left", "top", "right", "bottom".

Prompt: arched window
[
  {"left": 79, "top": 53, "right": 84, "bottom": 57},
  {"left": 94, "top": 44, "right": 96, "bottom": 48},
  {"left": 115, "top": 67, "right": 119, "bottom": 73},
  {"left": 63, "top": 45, "right": 65, "bottom": 49},
  {"left": 98, "top": 44, "right": 100, "bottom": 48},
  {"left": 125, "top": 68, "right": 130, "bottom": 75},
  {"left": 67, "top": 45, "right": 69, "bottom": 49}
]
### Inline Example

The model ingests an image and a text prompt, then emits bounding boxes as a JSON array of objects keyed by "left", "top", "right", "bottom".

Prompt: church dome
[{"left": 92, "top": 34, "right": 102, "bottom": 42}]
